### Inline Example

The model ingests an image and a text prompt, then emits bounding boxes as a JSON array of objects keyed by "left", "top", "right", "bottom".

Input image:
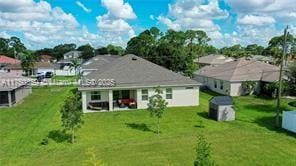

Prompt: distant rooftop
[
  {"left": 195, "top": 54, "right": 234, "bottom": 65},
  {"left": 195, "top": 58, "right": 280, "bottom": 82},
  {"left": 0, "top": 55, "right": 20, "bottom": 65}
]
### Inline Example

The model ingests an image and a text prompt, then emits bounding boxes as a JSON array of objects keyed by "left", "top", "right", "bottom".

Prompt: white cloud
[
  {"left": 0, "top": 31, "right": 10, "bottom": 38},
  {"left": 101, "top": 0, "right": 136, "bottom": 19},
  {"left": 97, "top": 0, "right": 137, "bottom": 41},
  {"left": 76, "top": 1, "right": 91, "bottom": 13},
  {"left": 237, "top": 15, "right": 276, "bottom": 26},
  {"left": 149, "top": 14, "right": 155, "bottom": 20},
  {"left": 227, "top": 0, "right": 296, "bottom": 23},
  {"left": 158, "top": 0, "right": 228, "bottom": 41}
]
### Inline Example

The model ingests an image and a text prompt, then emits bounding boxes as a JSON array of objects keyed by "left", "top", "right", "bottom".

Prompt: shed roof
[
  {"left": 0, "top": 72, "right": 27, "bottom": 91},
  {"left": 210, "top": 96, "right": 233, "bottom": 105}
]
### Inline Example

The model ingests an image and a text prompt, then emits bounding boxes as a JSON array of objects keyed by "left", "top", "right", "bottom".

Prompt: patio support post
[
  {"left": 82, "top": 91, "right": 87, "bottom": 112},
  {"left": 8, "top": 91, "right": 12, "bottom": 107},
  {"left": 108, "top": 90, "right": 113, "bottom": 111}
]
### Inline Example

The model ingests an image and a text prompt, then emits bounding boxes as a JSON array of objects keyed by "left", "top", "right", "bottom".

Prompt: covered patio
[{"left": 82, "top": 89, "right": 138, "bottom": 112}]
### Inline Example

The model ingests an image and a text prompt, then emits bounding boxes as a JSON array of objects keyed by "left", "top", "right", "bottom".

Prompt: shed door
[{"left": 0, "top": 91, "right": 9, "bottom": 105}]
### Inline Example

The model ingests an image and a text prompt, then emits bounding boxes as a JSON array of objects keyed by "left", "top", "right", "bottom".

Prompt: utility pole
[{"left": 275, "top": 26, "right": 289, "bottom": 127}]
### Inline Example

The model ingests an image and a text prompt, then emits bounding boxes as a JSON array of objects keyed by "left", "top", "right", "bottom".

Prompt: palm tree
[{"left": 70, "top": 59, "right": 81, "bottom": 82}]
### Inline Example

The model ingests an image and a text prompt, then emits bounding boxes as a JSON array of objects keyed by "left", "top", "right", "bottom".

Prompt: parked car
[{"left": 45, "top": 72, "right": 53, "bottom": 78}]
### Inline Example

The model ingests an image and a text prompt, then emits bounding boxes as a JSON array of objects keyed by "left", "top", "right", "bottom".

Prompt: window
[
  {"left": 91, "top": 91, "right": 101, "bottom": 100},
  {"left": 166, "top": 88, "right": 172, "bottom": 99},
  {"left": 220, "top": 80, "right": 224, "bottom": 90},
  {"left": 186, "top": 87, "right": 194, "bottom": 89},
  {"left": 142, "top": 89, "right": 148, "bottom": 101},
  {"left": 214, "top": 80, "right": 217, "bottom": 88}
]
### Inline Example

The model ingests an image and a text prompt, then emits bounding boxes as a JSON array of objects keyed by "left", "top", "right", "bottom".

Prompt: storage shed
[
  {"left": 209, "top": 96, "right": 235, "bottom": 121},
  {"left": 282, "top": 111, "right": 296, "bottom": 133}
]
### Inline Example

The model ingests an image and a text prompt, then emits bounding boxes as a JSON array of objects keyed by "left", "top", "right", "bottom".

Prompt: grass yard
[
  {"left": 0, "top": 87, "right": 295, "bottom": 165},
  {"left": 52, "top": 76, "right": 77, "bottom": 82}
]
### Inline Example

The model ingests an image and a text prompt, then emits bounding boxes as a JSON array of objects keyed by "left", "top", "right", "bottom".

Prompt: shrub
[
  {"left": 40, "top": 138, "right": 49, "bottom": 145},
  {"left": 194, "top": 135, "right": 215, "bottom": 166}
]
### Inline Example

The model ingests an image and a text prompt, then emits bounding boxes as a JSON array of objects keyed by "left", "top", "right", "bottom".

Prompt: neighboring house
[
  {"left": 0, "top": 55, "right": 20, "bottom": 71},
  {"left": 194, "top": 58, "right": 279, "bottom": 96},
  {"left": 194, "top": 54, "right": 234, "bottom": 67},
  {"left": 35, "top": 62, "right": 55, "bottom": 74},
  {"left": 250, "top": 55, "right": 275, "bottom": 64},
  {"left": 55, "top": 51, "right": 82, "bottom": 76},
  {"left": 4, "top": 62, "right": 55, "bottom": 75},
  {"left": 81, "top": 54, "right": 120, "bottom": 76},
  {"left": 79, "top": 54, "right": 200, "bottom": 113},
  {"left": 0, "top": 72, "right": 32, "bottom": 107},
  {"left": 63, "top": 51, "right": 82, "bottom": 60},
  {"left": 39, "top": 54, "right": 52, "bottom": 62},
  {"left": 55, "top": 59, "right": 80, "bottom": 76},
  {"left": 4, "top": 63, "right": 23, "bottom": 75}
]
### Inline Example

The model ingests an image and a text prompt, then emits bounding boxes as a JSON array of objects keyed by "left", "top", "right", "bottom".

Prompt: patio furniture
[
  {"left": 118, "top": 99, "right": 137, "bottom": 108},
  {"left": 88, "top": 101, "right": 109, "bottom": 111}
]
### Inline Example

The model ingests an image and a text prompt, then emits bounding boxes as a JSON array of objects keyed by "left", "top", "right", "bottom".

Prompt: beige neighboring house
[
  {"left": 194, "top": 58, "right": 280, "bottom": 96},
  {"left": 195, "top": 54, "right": 234, "bottom": 67},
  {"left": 79, "top": 54, "right": 200, "bottom": 113},
  {"left": 0, "top": 72, "right": 32, "bottom": 107}
]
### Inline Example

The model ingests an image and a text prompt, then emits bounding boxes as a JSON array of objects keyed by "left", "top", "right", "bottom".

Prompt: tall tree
[
  {"left": 147, "top": 87, "right": 168, "bottom": 134},
  {"left": 52, "top": 43, "right": 76, "bottom": 60},
  {"left": 0, "top": 37, "right": 26, "bottom": 58},
  {"left": 267, "top": 33, "right": 295, "bottom": 65},
  {"left": 60, "top": 89, "right": 83, "bottom": 144},
  {"left": 20, "top": 51, "right": 35, "bottom": 76},
  {"left": 77, "top": 44, "right": 94, "bottom": 60}
]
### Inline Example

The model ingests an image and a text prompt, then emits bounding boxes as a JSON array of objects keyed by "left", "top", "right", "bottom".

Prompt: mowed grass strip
[{"left": 0, "top": 88, "right": 295, "bottom": 166}]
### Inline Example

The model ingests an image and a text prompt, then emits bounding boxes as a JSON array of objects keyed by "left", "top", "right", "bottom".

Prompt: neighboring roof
[
  {"left": 5, "top": 62, "right": 55, "bottom": 70},
  {"left": 195, "top": 58, "right": 280, "bottom": 82},
  {"left": 35, "top": 62, "right": 55, "bottom": 68},
  {"left": 81, "top": 54, "right": 120, "bottom": 70},
  {"left": 80, "top": 54, "right": 200, "bottom": 89},
  {"left": 0, "top": 72, "right": 27, "bottom": 91},
  {"left": 5, "top": 63, "right": 22, "bottom": 70},
  {"left": 195, "top": 54, "right": 234, "bottom": 65},
  {"left": 250, "top": 55, "right": 275, "bottom": 62},
  {"left": 0, "top": 55, "right": 20, "bottom": 64},
  {"left": 210, "top": 96, "right": 233, "bottom": 105},
  {"left": 63, "top": 51, "right": 82, "bottom": 57},
  {"left": 57, "top": 58, "right": 82, "bottom": 64},
  {"left": 39, "top": 54, "right": 52, "bottom": 61}
]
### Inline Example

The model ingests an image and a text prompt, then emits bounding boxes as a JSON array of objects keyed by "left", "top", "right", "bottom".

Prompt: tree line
[{"left": 1, "top": 28, "right": 295, "bottom": 77}]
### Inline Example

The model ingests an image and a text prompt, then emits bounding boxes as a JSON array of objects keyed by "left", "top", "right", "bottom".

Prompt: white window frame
[
  {"left": 91, "top": 91, "right": 101, "bottom": 101},
  {"left": 142, "top": 89, "right": 148, "bottom": 101},
  {"left": 166, "top": 88, "right": 173, "bottom": 99}
]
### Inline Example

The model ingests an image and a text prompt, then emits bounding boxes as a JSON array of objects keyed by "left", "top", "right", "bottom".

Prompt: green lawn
[
  {"left": 0, "top": 87, "right": 295, "bottom": 166},
  {"left": 53, "top": 76, "right": 77, "bottom": 82}
]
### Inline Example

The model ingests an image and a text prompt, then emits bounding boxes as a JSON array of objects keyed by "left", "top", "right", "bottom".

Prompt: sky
[{"left": 0, "top": 0, "right": 295, "bottom": 50}]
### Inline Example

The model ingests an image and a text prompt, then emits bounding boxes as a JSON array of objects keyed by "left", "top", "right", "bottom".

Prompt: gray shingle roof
[
  {"left": 0, "top": 72, "right": 27, "bottom": 91},
  {"left": 81, "top": 54, "right": 120, "bottom": 70},
  {"left": 80, "top": 54, "right": 200, "bottom": 89},
  {"left": 195, "top": 58, "right": 279, "bottom": 82},
  {"left": 195, "top": 54, "right": 234, "bottom": 65},
  {"left": 210, "top": 96, "right": 233, "bottom": 105}
]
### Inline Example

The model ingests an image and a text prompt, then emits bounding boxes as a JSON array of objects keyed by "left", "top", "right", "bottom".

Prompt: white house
[
  {"left": 194, "top": 58, "right": 280, "bottom": 96},
  {"left": 79, "top": 54, "right": 200, "bottom": 113},
  {"left": 63, "top": 51, "right": 82, "bottom": 60}
]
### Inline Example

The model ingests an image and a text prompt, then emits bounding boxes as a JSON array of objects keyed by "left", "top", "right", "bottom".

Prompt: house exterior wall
[
  {"left": 81, "top": 86, "right": 199, "bottom": 112},
  {"left": 37, "top": 68, "right": 55, "bottom": 74},
  {"left": 14, "top": 87, "right": 32, "bottom": 104},
  {"left": 194, "top": 75, "right": 230, "bottom": 95},
  {"left": 136, "top": 86, "right": 199, "bottom": 109},
  {"left": 54, "top": 69, "right": 76, "bottom": 76}
]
